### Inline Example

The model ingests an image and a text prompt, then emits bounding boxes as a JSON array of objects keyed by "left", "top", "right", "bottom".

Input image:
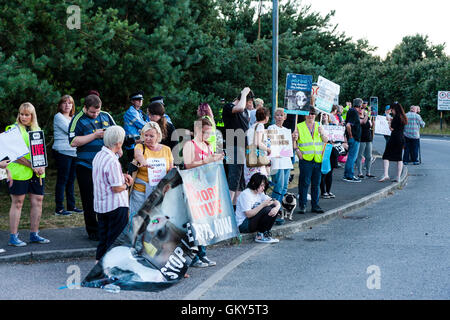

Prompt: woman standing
[
  {"left": 182, "top": 117, "right": 224, "bottom": 267},
  {"left": 92, "top": 126, "right": 133, "bottom": 261},
  {"left": 356, "top": 104, "right": 375, "bottom": 178},
  {"left": 52, "top": 95, "right": 82, "bottom": 216},
  {"left": 197, "top": 103, "right": 217, "bottom": 152},
  {"left": 147, "top": 102, "right": 176, "bottom": 150},
  {"left": 6, "top": 103, "right": 49, "bottom": 247},
  {"left": 379, "top": 102, "right": 408, "bottom": 182},
  {"left": 244, "top": 107, "right": 271, "bottom": 185},
  {"left": 129, "top": 122, "right": 174, "bottom": 216}
]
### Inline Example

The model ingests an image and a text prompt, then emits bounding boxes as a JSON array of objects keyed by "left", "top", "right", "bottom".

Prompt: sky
[{"left": 299, "top": 0, "right": 450, "bottom": 58}]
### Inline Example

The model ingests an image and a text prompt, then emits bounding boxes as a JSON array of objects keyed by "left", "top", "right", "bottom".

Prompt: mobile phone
[{"left": 1, "top": 156, "right": 10, "bottom": 162}]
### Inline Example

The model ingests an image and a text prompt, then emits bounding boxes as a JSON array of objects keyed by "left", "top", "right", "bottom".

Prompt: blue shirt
[
  {"left": 68, "top": 110, "right": 116, "bottom": 169},
  {"left": 123, "top": 106, "right": 149, "bottom": 149}
]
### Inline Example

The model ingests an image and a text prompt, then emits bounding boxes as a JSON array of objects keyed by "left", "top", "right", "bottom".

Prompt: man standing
[
  {"left": 68, "top": 94, "right": 116, "bottom": 241},
  {"left": 343, "top": 98, "right": 362, "bottom": 182},
  {"left": 123, "top": 90, "right": 148, "bottom": 163},
  {"left": 294, "top": 107, "right": 328, "bottom": 213},
  {"left": 222, "top": 87, "right": 254, "bottom": 206},
  {"left": 403, "top": 105, "right": 425, "bottom": 165}
]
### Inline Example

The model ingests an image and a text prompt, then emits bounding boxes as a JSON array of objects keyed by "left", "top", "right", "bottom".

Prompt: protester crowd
[{"left": 1, "top": 87, "right": 425, "bottom": 271}]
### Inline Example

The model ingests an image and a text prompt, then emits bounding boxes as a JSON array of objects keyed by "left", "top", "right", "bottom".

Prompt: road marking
[
  {"left": 421, "top": 138, "right": 450, "bottom": 143},
  {"left": 183, "top": 244, "right": 270, "bottom": 300}
]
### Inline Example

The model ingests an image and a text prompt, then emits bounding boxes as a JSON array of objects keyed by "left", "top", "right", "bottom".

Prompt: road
[{"left": 0, "top": 135, "right": 449, "bottom": 300}]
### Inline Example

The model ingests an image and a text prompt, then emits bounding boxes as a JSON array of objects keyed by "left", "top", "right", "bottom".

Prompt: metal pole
[{"left": 272, "top": 0, "right": 278, "bottom": 124}]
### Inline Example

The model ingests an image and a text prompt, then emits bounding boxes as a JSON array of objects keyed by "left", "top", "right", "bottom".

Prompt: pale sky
[{"left": 300, "top": 0, "right": 450, "bottom": 58}]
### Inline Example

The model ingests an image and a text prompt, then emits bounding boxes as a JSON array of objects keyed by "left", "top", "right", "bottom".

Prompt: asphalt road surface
[{"left": 0, "top": 136, "right": 448, "bottom": 300}]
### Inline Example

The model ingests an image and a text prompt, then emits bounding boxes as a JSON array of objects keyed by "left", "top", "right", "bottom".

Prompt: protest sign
[
  {"left": 374, "top": 115, "right": 391, "bottom": 136},
  {"left": 370, "top": 97, "right": 379, "bottom": 117},
  {"left": 284, "top": 73, "right": 313, "bottom": 115},
  {"left": 82, "top": 163, "right": 238, "bottom": 292},
  {"left": 315, "top": 76, "right": 340, "bottom": 114},
  {"left": 28, "top": 131, "right": 47, "bottom": 168},
  {"left": 322, "top": 125, "right": 345, "bottom": 142},
  {"left": 266, "top": 128, "right": 293, "bottom": 158},
  {"left": 0, "top": 126, "right": 29, "bottom": 162}
]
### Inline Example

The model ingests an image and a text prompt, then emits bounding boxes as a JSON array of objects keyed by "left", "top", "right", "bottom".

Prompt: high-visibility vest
[
  {"left": 204, "top": 115, "right": 217, "bottom": 153},
  {"left": 297, "top": 121, "right": 324, "bottom": 163},
  {"left": 342, "top": 105, "right": 350, "bottom": 121},
  {"left": 6, "top": 123, "right": 45, "bottom": 180}
]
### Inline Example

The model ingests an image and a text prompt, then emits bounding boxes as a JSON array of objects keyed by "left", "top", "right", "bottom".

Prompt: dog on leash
[{"left": 281, "top": 193, "right": 297, "bottom": 221}]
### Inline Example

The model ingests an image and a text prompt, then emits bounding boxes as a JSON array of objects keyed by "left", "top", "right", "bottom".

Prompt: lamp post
[{"left": 272, "top": 0, "right": 279, "bottom": 124}]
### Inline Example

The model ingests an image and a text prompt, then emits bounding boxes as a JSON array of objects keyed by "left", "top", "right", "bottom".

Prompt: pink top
[
  {"left": 191, "top": 140, "right": 213, "bottom": 162},
  {"left": 92, "top": 146, "right": 129, "bottom": 213}
]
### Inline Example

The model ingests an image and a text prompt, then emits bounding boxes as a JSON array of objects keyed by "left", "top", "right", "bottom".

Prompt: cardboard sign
[
  {"left": 266, "top": 127, "right": 293, "bottom": 158},
  {"left": 0, "top": 126, "right": 29, "bottom": 162},
  {"left": 284, "top": 73, "right": 313, "bottom": 115},
  {"left": 315, "top": 76, "right": 340, "bottom": 114},
  {"left": 374, "top": 116, "right": 391, "bottom": 136},
  {"left": 370, "top": 97, "right": 379, "bottom": 117},
  {"left": 322, "top": 125, "right": 345, "bottom": 142},
  {"left": 28, "top": 131, "right": 48, "bottom": 168}
]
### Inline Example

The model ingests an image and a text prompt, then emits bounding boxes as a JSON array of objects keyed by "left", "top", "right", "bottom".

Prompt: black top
[
  {"left": 161, "top": 121, "right": 176, "bottom": 150},
  {"left": 222, "top": 102, "right": 249, "bottom": 149},
  {"left": 345, "top": 108, "right": 361, "bottom": 141},
  {"left": 360, "top": 117, "right": 373, "bottom": 142}
]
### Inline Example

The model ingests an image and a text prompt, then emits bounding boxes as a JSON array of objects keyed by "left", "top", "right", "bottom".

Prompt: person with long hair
[
  {"left": 147, "top": 102, "right": 176, "bottom": 150},
  {"left": 52, "top": 95, "right": 83, "bottom": 216},
  {"left": 182, "top": 116, "right": 224, "bottom": 267},
  {"left": 6, "top": 103, "right": 50, "bottom": 246},
  {"left": 379, "top": 102, "right": 408, "bottom": 182},
  {"left": 197, "top": 102, "right": 217, "bottom": 152}
]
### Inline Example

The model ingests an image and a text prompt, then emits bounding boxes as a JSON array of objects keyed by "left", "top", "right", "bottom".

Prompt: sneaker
[
  {"left": 68, "top": 207, "right": 84, "bottom": 214},
  {"left": 200, "top": 256, "right": 216, "bottom": 267},
  {"left": 413, "top": 162, "right": 420, "bottom": 165},
  {"left": 255, "top": 232, "right": 279, "bottom": 244},
  {"left": 327, "top": 192, "right": 335, "bottom": 198},
  {"left": 366, "top": 174, "right": 376, "bottom": 178},
  {"left": 343, "top": 177, "right": 361, "bottom": 183},
  {"left": 190, "top": 259, "right": 209, "bottom": 268},
  {"left": 357, "top": 174, "right": 365, "bottom": 179},
  {"left": 403, "top": 162, "right": 409, "bottom": 165},
  {"left": 263, "top": 231, "right": 279, "bottom": 243},
  {"left": 29, "top": 232, "right": 50, "bottom": 244},
  {"left": 8, "top": 233, "right": 27, "bottom": 247},
  {"left": 55, "top": 209, "right": 72, "bottom": 216},
  {"left": 321, "top": 193, "right": 331, "bottom": 199}
]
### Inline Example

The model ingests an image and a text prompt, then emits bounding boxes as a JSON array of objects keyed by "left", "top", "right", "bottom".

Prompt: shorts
[
  {"left": 227, "top": 163, "right": 245, "bottom": 191},
  {"left": 8, "top": 175, "right": 45, "bottom": 196}
]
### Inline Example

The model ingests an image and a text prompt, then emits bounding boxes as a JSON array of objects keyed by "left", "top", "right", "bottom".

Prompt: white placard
[
  {"left": 438, "top": 91, "right": 450, "bottom": 111},
  {"left": 0, "top": 126, "right": 30, "bottom": 162},
  {"left": 374, "top": 116, "right": 391, "bottom": 136},
  {"left": 266, "top": 128, "right": 293, "bottom": 158},
  {"left": 315, "top": 76, "right": 340, "bottom": 114},
  {"left": 147, "top": 158, "right": 167, "bottom": 186},
  {"left": 322, "top": 125, "right": 345, "bottom": 142}
]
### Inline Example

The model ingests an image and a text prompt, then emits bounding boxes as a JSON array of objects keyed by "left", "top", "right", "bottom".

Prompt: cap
[
  {"left": 150, "top": 96, "right": 164, "bottom": 105},
  {"left": 385, "top": 105, "right": 390, "bottom": 110},
  {"left": 130, "top": 91, "right": 144, "bottom": 100}
]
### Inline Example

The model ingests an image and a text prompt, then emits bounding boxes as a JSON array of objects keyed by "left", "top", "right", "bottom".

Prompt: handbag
[
  {"left": 246, "top": 124, "right": 270, "bottom": 167},
  {"left": 321, "top": 143, "right": 333, "bottom": 174}
]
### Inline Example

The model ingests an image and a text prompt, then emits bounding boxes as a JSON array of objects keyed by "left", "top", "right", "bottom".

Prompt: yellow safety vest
[
  {"left": 297, "top": 121, "right": 324, "bottom": 163},
  {"left": 6, "top": 123, "right": 45, "bottom": 180},
  {"left": 204, "top": 115, "right": 217, "bottom": 153}
]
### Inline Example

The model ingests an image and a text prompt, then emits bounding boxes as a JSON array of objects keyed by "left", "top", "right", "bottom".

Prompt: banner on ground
[
  {"left": 82, "top": 163, "right": 239, "bottom": 292},
  {"left": 28, "top": 130, "right": 48, "bottom": 168},
  {"left": 370, "top": 97, "right": 379, "bottom": 117},
  {"left": 322, "top": 125, "right": 345, "bottom": 142},
  {"left": 315, "top": 76, "right": 340, "bottom": 114},
  {"left": 266, "top": 128, "right": 293, "bottom": 158},
  {"left": 284, "top": 73, "right": 313, "bottom": 115},
  {"left": 374, "top": 115, "right": 391, "bottom": 136},
  {"left": 0, "top": 126, "right": 29, "bottom": 162}
]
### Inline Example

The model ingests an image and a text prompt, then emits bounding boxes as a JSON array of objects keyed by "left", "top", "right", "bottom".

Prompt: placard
[
  {"left": 374, "top": 116, "right": 391, "bottom": 136},
  {"left": 266, "top": 128, "right": 293, "bottom": 158},
  {"left": 284, "top": 73, "right": 313, "bottom": 115},
  {"left": 0, "top": 126, "right": 30, "bottom": 162},
  {"left": 370, "top": 96, "right": 379, "bottom": 117},
  {"left": 322, "top": 125, "right": 345, "bottom": 142},
  {"left": 28, "top": 130, "right": 48, "bottom": 168},
  {"left": 315, "top": 76, "right": 340, "bottom": 114}
]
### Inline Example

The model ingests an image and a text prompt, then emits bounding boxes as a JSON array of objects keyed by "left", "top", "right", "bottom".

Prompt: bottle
[{"left": 102, "top": 283, "right": 121, "bottom": 293}]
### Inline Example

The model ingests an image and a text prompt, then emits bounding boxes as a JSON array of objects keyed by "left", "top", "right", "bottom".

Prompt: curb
[{"left": 0, "top": 168, "right": 408, "bottom": 264}]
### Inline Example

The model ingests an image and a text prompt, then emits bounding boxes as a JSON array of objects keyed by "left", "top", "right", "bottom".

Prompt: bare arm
[
  {"left": 232, "top": 87, "right": 251, "bottom": 114},
  {"left": 71, "top": 130, "right": 103, "bottom": 147}
]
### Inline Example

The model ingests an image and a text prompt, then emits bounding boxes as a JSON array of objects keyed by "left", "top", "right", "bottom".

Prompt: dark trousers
[
  {"left": 298, "top": 159, "right": 322, "bottom": 209},
  {"left": 96, "top": 207, "right": 129, "bottom": 260},
  {"left": 403, "top": 137, "right": 420, "bottom": 163},
  {"left": 53, "top": 151, "right": 77, "bottom": 212},
  {"left": 76, "top": 164, "right": 98, "bottom": 237},
  {"left": 320, "top": 168, "right": 334, "bottom": 194},
  {"left": 239, "top": 204, "right": 277, "bottom": 234}
]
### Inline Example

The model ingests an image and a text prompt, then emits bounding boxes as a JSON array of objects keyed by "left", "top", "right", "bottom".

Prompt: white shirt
[
  {"left": 235, "top": 188, "right": 271, "bottom": 226},
  {"left": 246, "top": 122, "right": 266, "bottom": 146},
  {"left": 267, "top": 124, "right": 294, "bottom": 171}
]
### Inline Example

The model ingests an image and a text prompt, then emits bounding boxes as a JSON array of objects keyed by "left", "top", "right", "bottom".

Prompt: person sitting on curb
[{"left": 235, "top": 173, "right": 281, "bottom": 244}]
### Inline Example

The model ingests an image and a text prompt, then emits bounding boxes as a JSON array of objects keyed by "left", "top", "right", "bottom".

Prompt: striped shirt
[
  {"left": 404, "top": 112, "right": 425, "bottom": 139},
  {"left": 68, "top": 110, "right": 116, "bottom": 169},
  {"left": 92, "top": 146, "right": 129, "bottom": 213}
]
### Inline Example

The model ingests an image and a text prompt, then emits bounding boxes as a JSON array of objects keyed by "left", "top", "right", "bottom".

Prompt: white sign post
[{"left": 438, "top": 91, "right": 450, "bottom": 131}]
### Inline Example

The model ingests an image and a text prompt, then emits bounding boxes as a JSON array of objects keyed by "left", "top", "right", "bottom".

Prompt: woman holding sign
[
  {"left": 129, "top": 122, "right": 174, "bottom": 216},
  {"left": 182, "top": 116, "right": 224, "bottom": 268},
  {"left": 6, "top": 103, "right": 49, "bottom": 247}
]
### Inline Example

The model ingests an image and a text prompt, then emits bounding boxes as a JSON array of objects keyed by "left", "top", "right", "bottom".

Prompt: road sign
[{"left": 437, "top": 91, "right": 450, "bottom": 111}]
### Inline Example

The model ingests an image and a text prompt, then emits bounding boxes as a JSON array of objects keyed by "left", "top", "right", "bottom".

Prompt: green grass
[
  {"left": 421, "top": 122, "right": 450, "bottom": 135},
  {"left": 0, "top": 168, "right": 85, "bottom": 231}
]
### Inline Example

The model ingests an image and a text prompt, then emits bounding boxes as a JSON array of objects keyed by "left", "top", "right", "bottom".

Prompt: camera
[{"left": 123, "top": 134, "right": 140, "bottom": 148}]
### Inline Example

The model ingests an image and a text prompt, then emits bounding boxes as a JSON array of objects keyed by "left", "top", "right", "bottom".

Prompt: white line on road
[
  {"left": 183, "top": 243, "right": 270, "bottom": 300},
  {"left": 421, "top": 138, "right": 450, "bottom": 143}
]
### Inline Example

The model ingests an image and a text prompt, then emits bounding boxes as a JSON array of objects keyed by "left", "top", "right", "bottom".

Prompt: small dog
[{"left": 281, "top": 193, "right": 297, "bottom": 221}]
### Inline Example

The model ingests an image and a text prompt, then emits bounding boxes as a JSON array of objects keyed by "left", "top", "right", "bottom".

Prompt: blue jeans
[
  {"left": 403, "top": 137, "right": 420, "bottom": 163},
  {"left": 53, "top": 151, "right": 77, "bottom": 211},
  {"left": 344, "top": 139, "right": 360, "bottom": 179},
  {"left": 271, "top": 168, "right": 291, "bottom": 202},
  {"left": 298, "top": 159, "right": 322, "bottom": 209}
]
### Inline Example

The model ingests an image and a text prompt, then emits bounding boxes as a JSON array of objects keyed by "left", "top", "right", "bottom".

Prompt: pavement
[{"left": 0, "top": 151, "right": 408, "bottom": 264}]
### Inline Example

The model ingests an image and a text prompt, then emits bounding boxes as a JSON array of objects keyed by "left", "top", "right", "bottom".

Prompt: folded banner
[
  {"left": 179, "top": 162, "right": 239, "bottom": 246},
  {"left": 82, "top": 163, "right": 238, "bottom": 292}
]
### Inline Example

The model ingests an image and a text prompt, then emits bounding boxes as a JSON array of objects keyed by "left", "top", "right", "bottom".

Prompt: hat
[
  {"left": 150, "top": 96, "right": 164, "bottom": 105},
  {"left": 130, "top": 91, "right": 144, "bottom": 101},
  {"left": 88, "top": 90, "right": 100, "bottom": 97},
  {"left": 385, "top": 105, "right": 390, "bottom": 110}
]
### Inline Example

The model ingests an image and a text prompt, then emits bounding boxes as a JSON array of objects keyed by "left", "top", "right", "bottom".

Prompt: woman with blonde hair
[{"left": 6, "top": 103, "right": 49, "bottom": 246}]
